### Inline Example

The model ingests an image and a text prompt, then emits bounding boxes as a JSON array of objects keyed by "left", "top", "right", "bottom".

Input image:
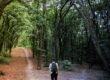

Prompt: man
[{"left": 49, "top": 58, "right": 59, "bottom": 80}]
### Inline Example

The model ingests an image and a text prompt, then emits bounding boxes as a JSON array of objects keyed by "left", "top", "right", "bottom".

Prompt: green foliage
[
  {"left": 0, "top": 0, "right": 108, "bottom": 68},
  {"left": 0, "top": 1, "right": 34, "bottom": 49},
  {"left": 59, "top": 60, "right": 74, "bottom": 71},
  {"left": 1, "top": 52, "right": 10, "bottom": 57},
  {"left": 0, "top": 56, "right": 10, "bottom": 64}
]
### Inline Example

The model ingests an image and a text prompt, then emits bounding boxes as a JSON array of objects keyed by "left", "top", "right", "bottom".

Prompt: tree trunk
[
  {"left": 88, "top": 19, "right": 109, "bottom": 71},
  {"left": 72, "top": 0, "right": 110, "bottom": 71},
  {"left": 0, "top": 0, "right": 12, "bottom": 17}
]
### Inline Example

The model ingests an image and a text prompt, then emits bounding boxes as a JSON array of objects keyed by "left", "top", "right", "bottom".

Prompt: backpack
[{"left": 51, "top": 63, "right": 57, "bottom": 72}]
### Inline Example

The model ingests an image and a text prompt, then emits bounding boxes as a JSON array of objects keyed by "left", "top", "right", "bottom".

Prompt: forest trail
[{"left": 0, "top": 47, "right": 110, "bottom": 80}]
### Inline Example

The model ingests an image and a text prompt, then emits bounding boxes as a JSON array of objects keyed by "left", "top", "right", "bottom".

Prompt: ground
[{"left": 0, "top": 47, "right": 110, "bottom": 80}]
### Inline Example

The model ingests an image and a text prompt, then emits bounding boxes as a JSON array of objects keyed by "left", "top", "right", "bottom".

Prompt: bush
[
  {"left": 2, "top": 52, "right": 10, "bottom": 57},
  {"left": 0, "top": 56, "right": 10, "bottom": 64},
  {"left": 59, "top": 60, "right": 74, "bottom": 71}
]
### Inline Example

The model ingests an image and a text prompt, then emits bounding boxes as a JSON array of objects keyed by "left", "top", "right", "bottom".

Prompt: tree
[
  {"left": 0, "top": 0, "right": 12, "bottom": 17},
  {"left": 71, "top": 0, "right": 110, "bottom": 71}
]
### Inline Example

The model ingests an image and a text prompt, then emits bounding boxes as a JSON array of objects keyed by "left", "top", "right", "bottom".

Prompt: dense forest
[{"left": 0, "top": 0, "right": 110, "bottom": 72}]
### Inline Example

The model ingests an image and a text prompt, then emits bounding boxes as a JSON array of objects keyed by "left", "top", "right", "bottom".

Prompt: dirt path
[
  {"left": 0, "top": 48, "right": 27, "bottom": 80},
  {"left": 23, "top": 48, "right": 37, "bottom": 80},
  {"left": 0, "top": 47, "right": 110, "bottom": 80},
  {"left": 21, "top": 48, "right": 110, "bottom": 80}
]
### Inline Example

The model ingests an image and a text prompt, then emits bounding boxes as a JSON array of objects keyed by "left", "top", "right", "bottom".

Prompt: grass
[{"left": 0, "top": 56, "right": 11, "bottom": 64}]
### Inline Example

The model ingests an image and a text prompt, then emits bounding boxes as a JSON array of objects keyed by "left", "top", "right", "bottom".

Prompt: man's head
[{"left": 52, "top": 58, "right": 55, "bottom": 62}]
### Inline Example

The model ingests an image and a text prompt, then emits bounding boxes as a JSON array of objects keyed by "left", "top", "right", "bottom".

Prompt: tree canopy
[{"left": 0, "top": 0, "right": 110, "bottom": 71}]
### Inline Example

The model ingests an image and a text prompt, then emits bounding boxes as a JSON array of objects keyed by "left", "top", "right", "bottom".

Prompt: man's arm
[
  {"left": 56, "top": 63, "right": 59, "bottom": 72},
  {"left": 49, "top": 63, "right": 52, "bottom": 73}
]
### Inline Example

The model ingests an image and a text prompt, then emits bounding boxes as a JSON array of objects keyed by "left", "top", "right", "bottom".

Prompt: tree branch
[{"left": 0, "top": 0, "right": 13, "bottom": 17}]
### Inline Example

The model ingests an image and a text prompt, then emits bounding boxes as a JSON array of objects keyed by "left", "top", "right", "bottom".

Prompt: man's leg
[
  {"left": 55, "top": 73, "right": 58, "bottom": 80},
  {"left": 51, "top": 73, "right": 54, "bottom": 80}
]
